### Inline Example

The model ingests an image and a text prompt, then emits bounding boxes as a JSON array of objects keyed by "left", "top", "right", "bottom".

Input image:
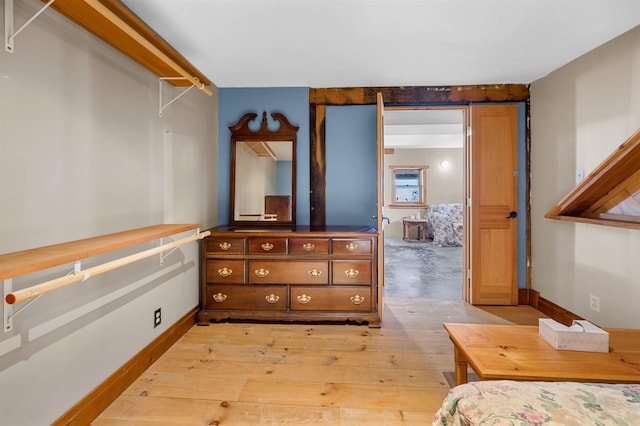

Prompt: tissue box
[{"left": 539, "top": 318, "right": 609, "bottom": 353}]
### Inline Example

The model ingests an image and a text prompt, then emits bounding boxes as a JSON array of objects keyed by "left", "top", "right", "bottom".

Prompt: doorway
[
  {"left": 381, "top": 107, "right": 466, "bottom": 300},
  {"left": 308, "top": 89, "right": 525, "bottom": 308}
]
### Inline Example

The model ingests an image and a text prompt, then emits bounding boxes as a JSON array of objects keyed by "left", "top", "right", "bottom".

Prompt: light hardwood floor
[{"left": 93, "top": 299, "right": 546, "bottom": 425}]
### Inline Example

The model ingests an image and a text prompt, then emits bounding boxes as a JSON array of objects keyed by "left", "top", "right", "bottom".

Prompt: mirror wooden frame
[{"left": 229, "top": 111, "right": 298, "bottom": 226}]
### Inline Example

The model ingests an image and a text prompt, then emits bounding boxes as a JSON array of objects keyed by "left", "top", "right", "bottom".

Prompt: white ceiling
[
  {"left": 384, "top": 109, "right": 465, "bottom": 149},
  {"left": 121, "top": 0, "right": 639, "bottom": 88}
]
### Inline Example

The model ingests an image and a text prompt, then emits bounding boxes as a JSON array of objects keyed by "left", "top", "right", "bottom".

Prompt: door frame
[
  {"left": 381, "top": 105, "right": 470, "bottom": 300},
  {"left": 308, "top": 86, "right": 531, "bottom": 304},
  {"left": 376, "top": 93, "right": 385, "bottom": 317}
]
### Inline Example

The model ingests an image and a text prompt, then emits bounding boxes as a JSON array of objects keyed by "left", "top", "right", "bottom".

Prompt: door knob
[{"left": 506, "top": 211, "right": 518, "bottom": 219}]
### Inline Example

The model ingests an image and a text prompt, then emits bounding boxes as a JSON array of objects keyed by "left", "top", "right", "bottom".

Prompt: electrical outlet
[
  {"left": 154, "top": 308, "right": 162, "bottom": 328},
  {"left": 589, "top": 295, "right": 600, "bottom": 312}
]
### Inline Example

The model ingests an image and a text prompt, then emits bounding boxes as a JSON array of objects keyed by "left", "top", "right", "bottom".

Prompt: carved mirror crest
[{"left": 229, "top": 111, "right": 298, "bottom": 226}]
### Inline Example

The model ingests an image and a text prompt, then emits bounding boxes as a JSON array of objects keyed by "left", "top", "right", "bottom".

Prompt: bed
[
  {"left": 424, "top": 203, "right": 463, "bottom": 247},
  {"left": 433, "top": 380, "right": 640, "bottom": 425}
]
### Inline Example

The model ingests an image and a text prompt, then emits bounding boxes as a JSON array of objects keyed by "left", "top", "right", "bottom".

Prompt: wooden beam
[
  {"left": 309, "top": 104, "right": 326, "bottom": 227},
  {"left": 308, "top": 85, "right": 531, "bottom": 226},
  {"left": 310, "top": 85, "right": 530, "bottom": 106}
]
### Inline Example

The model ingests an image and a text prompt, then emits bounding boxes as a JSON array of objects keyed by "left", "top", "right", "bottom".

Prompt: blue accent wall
[
  {"left": 326, "top": 106, "right": 378, "bottom": 226},
  {"left": 218, "top": 88, "right": 310, "bottom": 225},
  {"left": 218, "top": 92, "right": 527, "bottom": 289}
]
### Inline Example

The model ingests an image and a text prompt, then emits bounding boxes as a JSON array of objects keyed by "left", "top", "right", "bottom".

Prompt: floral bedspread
[
  {"left": 433, "top": 380, "right": 640, "bottom": 426},
  {"left": 424, "top": 203, "right": 463, "bottom": 247}
]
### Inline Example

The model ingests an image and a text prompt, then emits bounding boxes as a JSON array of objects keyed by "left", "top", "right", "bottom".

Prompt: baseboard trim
[
  {"left": 518, "top": 288, "right": 530, "bottom": 305},
  {"left": 519, "top": 288, "right": 583, "bottom": 325},
  {"left": 53, "top": 306, "right": 198, "bottom": 426}
]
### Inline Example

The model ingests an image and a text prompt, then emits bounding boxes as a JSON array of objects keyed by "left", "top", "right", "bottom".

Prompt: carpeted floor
[{"left": 383, "top": 237, "right": 462, "bottom": 300}]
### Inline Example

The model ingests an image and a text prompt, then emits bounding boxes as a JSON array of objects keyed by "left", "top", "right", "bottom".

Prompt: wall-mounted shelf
[
  {"left": 2, "top": 224, "right": 209, "bottom": 332},
  {"left": 545, "top": 128, "right": 640, "bottom": 230},
  {"left": 49, "top": 0, "right": 212, "bottom": 93},
  {"left": 6, "top": 0, "right": 212, "bottom": 96}
]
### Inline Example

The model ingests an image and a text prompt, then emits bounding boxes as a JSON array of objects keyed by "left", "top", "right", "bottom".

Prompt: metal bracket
[
  {"left": 4, "top": 278, "right": 42, "bottom": 332},
  {"left": 3, "top": 260, "right": 81, "bottom": 332},
  {"left": 159, "top": 228, "right": 200, "bottom": 265},
  {"left": 4, "top": 279, "right": 14, "bottom": 332},
  {"left": 159, "top": 77, "right": 197, "bottom": 117},
  {"left": 5, "top": 0, "right": 56, "bottom": 53},
  {"left": 159, "top": 237, "right": 175, "bottom": 265}
]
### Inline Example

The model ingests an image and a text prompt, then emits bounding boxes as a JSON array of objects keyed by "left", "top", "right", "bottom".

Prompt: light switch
[{"left": 576, "top": 168, "right": 585, "bottom": 185}]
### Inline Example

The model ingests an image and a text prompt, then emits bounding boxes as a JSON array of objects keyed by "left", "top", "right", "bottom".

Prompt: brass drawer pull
[
  {"left": 350, "top": 295, "right": 365, "bottom": 305},
  {"left": 265, "top": 294, "right": 280, "bottom": 304},
  {"left": 212, "top": 292, "right": 227, "bottom": 303},
  {"left": 344, "top": 268, "right": 359, "bottom": 278},
  {"left": 303, "top": 243, "right": 315, "bottom": 251},
  {"left": 261, "top": 242, "right": 274, "bottom": 251},
  {"left": 345, "top": 242, "right": 358, "bottom": 252},
  {"left": 254, "top": 268, "right": 270, "bottom": 278},
  {"left": 219, "top": 242, "right": 232, "bottom": 251},
  {"left": 297, "top": 294, "right": 311, "bottom": 304},
  {"left": 308, "top": 268, "right": 323, "bottom": 277},
  {"left": 217, "top": 267, "right": 232, "bottom": 277}
]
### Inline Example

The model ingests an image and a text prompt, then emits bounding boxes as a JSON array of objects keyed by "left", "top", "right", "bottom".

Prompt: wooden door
[
  {"left": 376, "top": 92, "right": 385, "bottom": 318},
  {"left": 469, "top": 104, "right": 519, "bottom": 305}
]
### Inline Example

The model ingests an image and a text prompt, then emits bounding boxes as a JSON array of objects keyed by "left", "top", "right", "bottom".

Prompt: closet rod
[
  {"left": 83, "top": 0, "right": 213, "bottom": 97},
  {"left": 5, "top": 230, "right": 210, "bottom": 305}
]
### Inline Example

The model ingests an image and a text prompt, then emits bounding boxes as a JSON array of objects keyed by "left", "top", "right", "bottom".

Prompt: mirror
[{"left": 229, "top": 111, "right": 298, "bottom": 226}]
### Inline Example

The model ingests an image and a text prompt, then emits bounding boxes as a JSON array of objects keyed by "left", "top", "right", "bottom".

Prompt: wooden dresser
[{"left": 199, "top": 225, "right": 380, "bottom": 325}]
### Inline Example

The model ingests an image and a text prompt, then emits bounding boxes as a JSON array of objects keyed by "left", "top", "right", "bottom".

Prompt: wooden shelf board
[
  {"left": 0, "top": 224, "right": 201, "bottom": 280},
  {"left": 46, "top": 0, "right": 211, "bottom": 88},
  {"left": 546, "top": 128, "right": 640, "bottom": 229}
]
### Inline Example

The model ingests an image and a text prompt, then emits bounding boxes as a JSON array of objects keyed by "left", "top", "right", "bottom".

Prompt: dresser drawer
[
  {"left": 248, "top": 238, "right": 287, "bottom": 254},
  {"left": 200, "top": 227, "right": 380, "bottom": 325},
  {"left": 205, "top": 285, "right": 287, "bottom": 310},
  {"left": 332, "top": 260, "right": 372, "bottom": 285},
  {"left": 331, "top": 238, "right": 372, "bottom": 256},
  {"left": 290, "top": 287, "right": 372, "bottom": 311},
  {"left": 206, "top": 260, "right": 245, "bottom": 284},
  {"left": 289, "top": 238, "right": 329, "bottom": 255},
  {"left": 248, "top": 260, "right": 329, "bottom": 284},
  {"left": 204, "top": 237, "right": 245, "bottom": 254}
]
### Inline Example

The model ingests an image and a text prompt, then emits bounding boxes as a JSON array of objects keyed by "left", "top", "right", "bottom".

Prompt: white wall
[
  {"left": 384, "top": 147, "right": 463, "bottom": 237},
  {"left": 0, "top": 3, "right": 218, "bottom": 424},
  {"left": 530, "top": 26, "right": 640, "bottom": 328}
]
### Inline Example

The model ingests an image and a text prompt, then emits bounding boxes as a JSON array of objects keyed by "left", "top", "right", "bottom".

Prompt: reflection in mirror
[
  {"left": 235, "top": 141, "right": 293, "bottom": 221},
  {"left": 229, "top": 112, "right": 298, "bottom": 226}
]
